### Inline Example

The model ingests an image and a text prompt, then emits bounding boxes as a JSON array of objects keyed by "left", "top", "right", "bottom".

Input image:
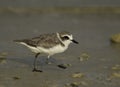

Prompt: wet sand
[{"left": 0, "top": 13, "right": 120, "bottom": 87}]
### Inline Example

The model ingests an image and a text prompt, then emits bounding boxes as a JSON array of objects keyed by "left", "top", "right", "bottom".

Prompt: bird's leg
[
  {"left": 46, "top": 55, "right": 52, "bottom": 64},
  {"left": 35, "top": 53, "right": 40, "bottom": 58},
  {"left": 32, "top": 53, "right": 43, "bottom": 72}
]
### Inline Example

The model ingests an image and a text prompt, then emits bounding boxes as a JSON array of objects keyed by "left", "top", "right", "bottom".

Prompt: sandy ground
[{"left": 0, "top": 13, "right": 120, "bottom": 87}]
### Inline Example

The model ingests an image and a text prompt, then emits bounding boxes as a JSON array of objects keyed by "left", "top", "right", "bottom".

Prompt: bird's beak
[{"left": 71, "top": 39, "right": 79, "bottom": 44}]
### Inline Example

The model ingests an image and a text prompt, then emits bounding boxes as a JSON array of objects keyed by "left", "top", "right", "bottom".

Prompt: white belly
[
  {"left": 18, "top": 42, "right": 69, "bottom": 56},
  {"left": 37, "top": 45, "right": 68, "bottom": 56}
]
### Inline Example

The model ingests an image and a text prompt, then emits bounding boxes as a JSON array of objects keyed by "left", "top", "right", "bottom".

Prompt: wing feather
[{"left": 19, "top": 33, "right": 61, "bottom": 48}]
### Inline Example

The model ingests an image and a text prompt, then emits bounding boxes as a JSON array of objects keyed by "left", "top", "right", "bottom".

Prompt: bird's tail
[
  {"left": 13, "top": 39, "right": 23, "bottom": 43},
  {"left": 13, "top": 39, "right": 27, "bottom": 45},
  {"left": 13, "top": 39, "right": 28, "bottom": 46}
]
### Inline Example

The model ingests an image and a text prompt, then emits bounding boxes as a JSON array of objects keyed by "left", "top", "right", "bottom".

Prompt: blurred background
[
  {"left": 0, "top": 0, "right": 120, "bottom": 7},
  {"left": 0, "top": 0, "right": 120, "bottom": 87}
]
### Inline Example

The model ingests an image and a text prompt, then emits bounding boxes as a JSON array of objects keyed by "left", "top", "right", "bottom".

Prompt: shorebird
[{"left": 14, "top": 31, "right": 78, "bottom": 72}]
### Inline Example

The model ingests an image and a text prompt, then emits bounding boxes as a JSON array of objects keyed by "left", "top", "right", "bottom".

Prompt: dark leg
[
  {"left": 35, "top": 53, "right": 40, "bottom": 58},
  {"left": 32, "top": 53, "right": 43, "bottom": 72}
]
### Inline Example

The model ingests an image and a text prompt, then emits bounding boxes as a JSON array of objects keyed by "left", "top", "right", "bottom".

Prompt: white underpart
[
  {"left": 17, "top": 33, "right": 73, "bottom": 58},
  {"left": 37, "top": 43, "right": 68, "bottom": 58},
  {"left": 18, "top": 42, "right": 40, "bottom": 53},
  {"left": 17, "top": 40, "right": 71, "bottom": 58}
]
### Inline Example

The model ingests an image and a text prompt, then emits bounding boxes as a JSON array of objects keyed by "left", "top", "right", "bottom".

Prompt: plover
[{"left": 14, "top": 31, "right": 78, "bottom": 72}]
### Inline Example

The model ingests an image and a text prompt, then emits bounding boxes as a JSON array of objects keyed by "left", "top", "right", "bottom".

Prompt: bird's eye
[{"left": 63, "top": 36, "right": 69, "bottom": 40}]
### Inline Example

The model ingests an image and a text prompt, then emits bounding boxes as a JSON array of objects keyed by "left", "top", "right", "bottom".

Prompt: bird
[{"left": 14, "top": 31, "right": 79, "bottom": 72}]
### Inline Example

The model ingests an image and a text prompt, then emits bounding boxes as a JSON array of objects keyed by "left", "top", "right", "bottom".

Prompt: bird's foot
[
  {"left": 57, "top": 64, "right": 67, "bottom": 69},
  {"left": 32, "top": 68, "right": 43, "bottom": 72}
]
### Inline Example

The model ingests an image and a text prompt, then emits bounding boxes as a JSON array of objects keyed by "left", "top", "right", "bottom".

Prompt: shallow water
[{"left": 0, "top": 13, "right": 120, "bottom": 87}]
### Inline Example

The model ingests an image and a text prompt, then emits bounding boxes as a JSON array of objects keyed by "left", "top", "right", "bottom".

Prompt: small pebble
[
  {"left": 111, "top": 33, "right": 120, "bottom": 43},
  {"left": 0, "top": 52, "right": 8, "bottom": 58},
  {"left": 112, "top": 72, "right": 120, "bottom": 78},
  {"left": 70, "top": 82, "right": 79, "bottom": 87},
  {"left": 0, "top": 52, "right": 7, "bottom": 64},
  {"left": 65, "top": 82, "right": 80, "bottom": 87},
  {"left": 79, "top": 52, "right": 90, "bottom": 62},
  {"left": 112, "top": 64, "right": 120, "bottom": 70},
  {"left": 72, "top": 72, "right": 84, "bottom": 78}
]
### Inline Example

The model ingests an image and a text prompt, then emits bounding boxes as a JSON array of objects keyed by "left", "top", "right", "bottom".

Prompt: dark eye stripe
[
  {"left": 64, "top": 36, "right": 69, "bottom": 39},
  {"left": 61, "top": 36, "right": 69, "bottom": 41}
]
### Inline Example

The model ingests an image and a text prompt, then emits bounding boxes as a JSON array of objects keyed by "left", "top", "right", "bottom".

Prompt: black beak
[{"left": 71, "top": 39, "right": 79, "bottom": 44}]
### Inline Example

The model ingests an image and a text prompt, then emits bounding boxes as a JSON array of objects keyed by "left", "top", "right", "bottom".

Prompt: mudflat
[{"left": 0, "top": 13, "right": 120, "bottom": 87}]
